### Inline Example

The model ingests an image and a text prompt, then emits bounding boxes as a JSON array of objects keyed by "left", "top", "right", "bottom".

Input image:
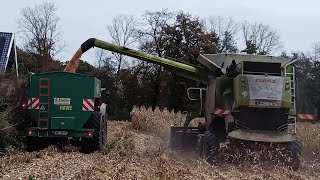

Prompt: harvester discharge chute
[{"left": 66, "top": 38, "right": 301, "bottom": 170}]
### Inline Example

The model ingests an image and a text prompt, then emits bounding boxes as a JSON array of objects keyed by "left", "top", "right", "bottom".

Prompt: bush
[{"left": 0, "top": 73, "right": 29, "bottom": 153}]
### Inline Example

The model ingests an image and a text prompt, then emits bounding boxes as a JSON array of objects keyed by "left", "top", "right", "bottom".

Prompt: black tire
[
  {"left": 26, "top": 137, "right": 49, "bottom": 152},
  {"left": 286, "top": 140, "right": 302, "bottom": 171},
  {"left": 202, "top": 131, "right": 220, "bottom": 164},
  {"left": 81, "top": 112, "right": 106, "bottom": 153}
]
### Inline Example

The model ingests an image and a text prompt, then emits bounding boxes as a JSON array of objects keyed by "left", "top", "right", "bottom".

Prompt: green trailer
[{"left": 25, "top": 72, "right": 107, "bottom": 153}]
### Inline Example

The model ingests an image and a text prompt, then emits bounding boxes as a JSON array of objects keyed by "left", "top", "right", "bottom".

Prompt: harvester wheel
[
  {"left": 286, "top": 140, "right": 302, "bottom": 171},
  {"left": 81, "top": 112, "right": 106, "bottom": 153},
  {"left": 202, "top": 131, "right": 219, "bottom": 164}
]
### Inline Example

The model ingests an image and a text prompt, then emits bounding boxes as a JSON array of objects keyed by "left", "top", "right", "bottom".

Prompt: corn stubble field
[{"left": 1, "top": 106, "right": 320, "bottom": 179}]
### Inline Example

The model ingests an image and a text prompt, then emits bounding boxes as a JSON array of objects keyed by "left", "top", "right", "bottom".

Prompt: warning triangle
[{"left": 40, "top": 105, "right": 45, "bottom": 110}]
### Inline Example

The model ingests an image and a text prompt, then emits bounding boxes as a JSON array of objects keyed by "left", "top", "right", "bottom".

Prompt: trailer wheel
[
  {"left": 202, "top": 131, "right": 220, "bottom": 164},
  {"left": 81, "top": 112, "right": 105, "bottom": 153},
  {"left": 286, "top": 140, "right": 302, "bottom": 171}
]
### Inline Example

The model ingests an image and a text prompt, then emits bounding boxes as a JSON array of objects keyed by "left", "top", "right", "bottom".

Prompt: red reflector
[
  {"left": 28, "top": 130, "right": 35, "bottom": 135},
  {"left": 87, "top": 132, "right": 93, "bottom": 137},
  {"left": 22, "top": 103, "right": 27, "bottom": 109}
]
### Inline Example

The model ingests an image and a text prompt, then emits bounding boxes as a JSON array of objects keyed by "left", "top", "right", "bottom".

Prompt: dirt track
[{"left": 1, "top": 121, "right": 320, "bottom": 179}]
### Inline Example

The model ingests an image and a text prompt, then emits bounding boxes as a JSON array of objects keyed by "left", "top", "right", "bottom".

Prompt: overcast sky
[{"left": 1, "top": 0, "right": 320, "bottom": 65}]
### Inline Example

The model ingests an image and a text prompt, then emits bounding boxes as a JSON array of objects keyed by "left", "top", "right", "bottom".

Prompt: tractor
[{"left": 66, "top": 38, "right": 301, "bottom": 169}]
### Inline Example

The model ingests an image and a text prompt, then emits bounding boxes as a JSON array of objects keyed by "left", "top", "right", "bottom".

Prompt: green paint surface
[{"left": 27, "top": 72, "right": 100, "bottom": 137}]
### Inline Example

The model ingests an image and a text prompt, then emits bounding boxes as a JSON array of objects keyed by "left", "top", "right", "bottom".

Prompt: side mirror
[
  {"left": 187, "top": 88, "right": 206, "bottom": 100},
  {"left": 187, "top": 88, "right": 207, "bottom": 115}
]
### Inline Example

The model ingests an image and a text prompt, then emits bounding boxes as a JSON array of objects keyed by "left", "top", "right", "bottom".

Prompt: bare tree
[
  {"left": 207, "top": 16, "right": 239, "bottom": 38},
  {"left": 18, "top": 2, "right": 63, "bottom": 60},
  {"left": 138, "top": 9, "right": 175, "bottom": 109},
  {"left": 241, "top": 21, "right": 282, "bottom": 55},
  {"left": 206, "top": 16, "right": 239, "bottom": 53},
  {"left": 95, "top": 48, "right": 115, "bottom": 75},
  {"left": 139, "top": 9, "right": 174, "bottom": 57},
  {"left": 95, "top": 49, "right": 110, "bottom": 68},
  {"left": 311, "top": 42, "right": 320, "bottom": 61},
  {"left": 107, "top": 14, "right": 139, "bottom": 73}
]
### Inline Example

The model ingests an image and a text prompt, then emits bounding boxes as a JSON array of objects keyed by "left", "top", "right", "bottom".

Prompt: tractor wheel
[
  {"left": 202, "top": 131, "right": 220, "bottom": 164},
  {"left": 26, "top": 137, "right": 49, "bottom": 152},
  {"left": 81, "top": 112, "right": 106, "bottom": 154},
  {"left": 286, "top": 140, "right": 302, "bottom": 171}
]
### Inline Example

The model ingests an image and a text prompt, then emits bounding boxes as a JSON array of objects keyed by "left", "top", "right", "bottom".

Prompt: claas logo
[{"left": 255, "top": 78, "right": 276, "bottom": 83}]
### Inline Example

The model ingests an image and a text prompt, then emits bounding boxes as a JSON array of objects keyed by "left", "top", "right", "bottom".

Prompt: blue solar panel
[{"left": 0, "top": 32, "right": 14, "bottom": 71}]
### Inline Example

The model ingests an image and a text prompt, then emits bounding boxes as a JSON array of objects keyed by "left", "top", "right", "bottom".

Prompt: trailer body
[{"left": 26, "top": 72, "right": 101, "bottom": 139}]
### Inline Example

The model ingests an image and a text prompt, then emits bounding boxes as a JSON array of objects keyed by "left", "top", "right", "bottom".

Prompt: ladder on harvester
[
  {"left": 38, "top": 78, "right": 50, "bottom": 129},
  {"left": 285, "top": 66, "right": 296, "bottom": 133}
]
